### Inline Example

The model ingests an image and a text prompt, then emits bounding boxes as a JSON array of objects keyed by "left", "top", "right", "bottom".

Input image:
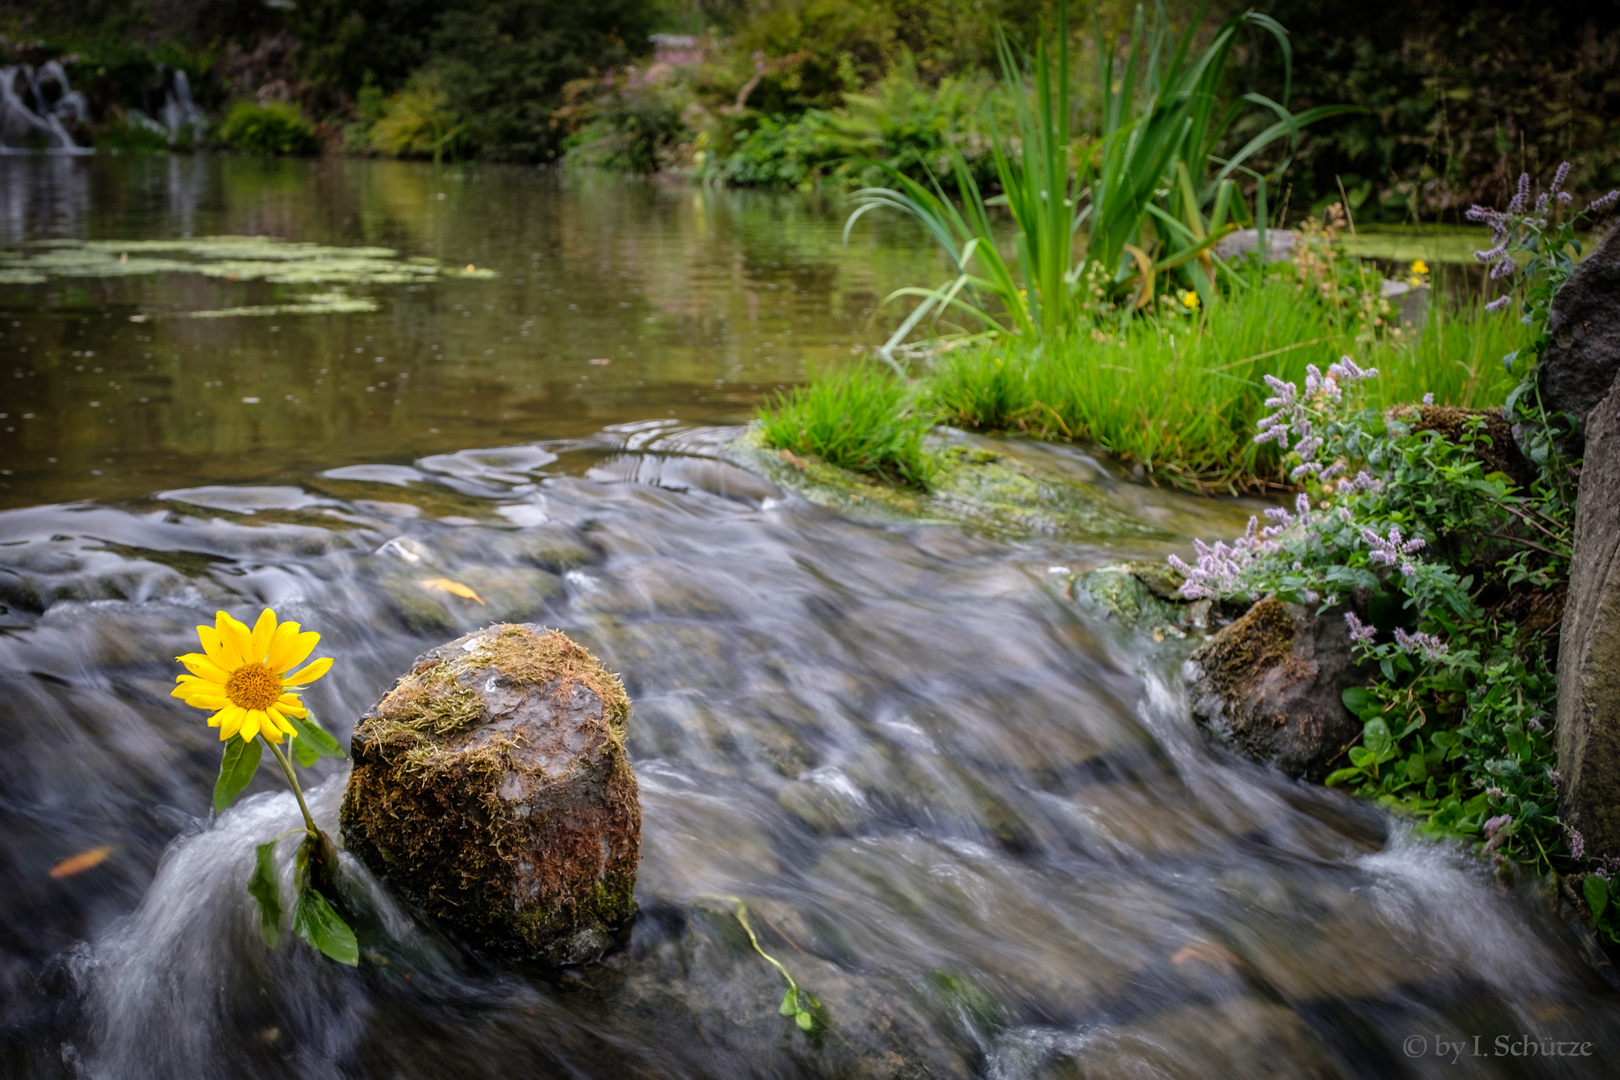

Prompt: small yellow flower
[
  {"left": 173, "top": 608, "right": 331, "bottom": 744},
  {"left": 1180, "top": 289, "right": 1200, "bottom": 309},
  {"left": 1410, "top": 259, "right": 1428, "bottom": 276}
]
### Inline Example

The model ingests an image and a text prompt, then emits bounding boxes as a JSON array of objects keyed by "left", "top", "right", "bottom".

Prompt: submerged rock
[
  {"left": 727, "top": 427, "right": 1159, "bottom": 541},
  {"left": 341, "top": 623, "right": 640, "bottom": 964},
  {"left": 1540, "top": 225, "right": 1620, "bottom": 434},
  {"left": 1184, "top": 599, "right": 1369, "bottom": 781},
  {"left": 1072, "top": 561, "right": 1209, "bottom": 638},
  {"left": 1558, "top": 377, "right": 1620, "bottom": 859}
]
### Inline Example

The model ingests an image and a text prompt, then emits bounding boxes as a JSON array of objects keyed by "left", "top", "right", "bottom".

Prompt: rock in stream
[
  {"left": 1184, "top": 599, "right": 1370, "bottom": 781},
  {"left": 341, "top": 623, "right": 641, "bottom": 964}
]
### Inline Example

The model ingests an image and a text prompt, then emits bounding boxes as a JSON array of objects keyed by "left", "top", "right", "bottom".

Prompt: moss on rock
[
  {"left": 341, "top": 623, "right": 639, "bottom": 964},
  {"left": 728, "top": 427, "right": 1161, "bottom": 541}
]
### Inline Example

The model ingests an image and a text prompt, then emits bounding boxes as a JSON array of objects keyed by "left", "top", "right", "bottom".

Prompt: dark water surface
[{"left": 2, "top": 157, "right": 1618, "bottom": 1079}]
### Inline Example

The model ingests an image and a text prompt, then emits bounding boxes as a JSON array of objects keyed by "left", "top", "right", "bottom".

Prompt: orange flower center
[{"left": 225, "top": 662, "right": 282, "bottom": 712}]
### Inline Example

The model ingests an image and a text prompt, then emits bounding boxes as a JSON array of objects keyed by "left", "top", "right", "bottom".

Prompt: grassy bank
[{"left": 761, "top": 280, "right": 1526, "bottom": 492}]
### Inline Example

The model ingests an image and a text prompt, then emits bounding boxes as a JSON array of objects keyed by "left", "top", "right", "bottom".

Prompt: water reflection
[{"left": 0, "top": 155, "right": 942, "bottom": 509}]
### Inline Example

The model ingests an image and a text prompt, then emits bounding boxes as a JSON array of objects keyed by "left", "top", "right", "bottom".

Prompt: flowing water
[{"left": 2, "top": 156, "right": 1618, "bottom": 1079}]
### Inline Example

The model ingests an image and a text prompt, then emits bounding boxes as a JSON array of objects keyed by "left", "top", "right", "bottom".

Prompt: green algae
[
  {"left": 728, "top": 426, "right": 1162, "bottom": 541},
  {"left": 0, "top": 235, "right": 496, "bottom": 318}
]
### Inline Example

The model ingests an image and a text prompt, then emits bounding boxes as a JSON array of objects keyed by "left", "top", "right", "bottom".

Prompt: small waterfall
[
  {"left": 160, "top": 67, "right": 207, "bottom": 142},
  {"left": 0, "top": 62, "right": 92, "bottom": 153}
]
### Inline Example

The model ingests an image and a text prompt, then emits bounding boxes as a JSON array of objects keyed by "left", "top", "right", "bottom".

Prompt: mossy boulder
[
  {"left": 1184, "top": 599, "right": 1371, "bottom": 781},
  {"left": 341, "top": 623, "right": 641, "bottom": 964}
]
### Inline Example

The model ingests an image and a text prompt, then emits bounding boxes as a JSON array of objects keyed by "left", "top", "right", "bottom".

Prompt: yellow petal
[
  {"left": 177, "top": 654, "right": 233, "bottom": 684},
  {"left": 215, "top": 705, "right": 247, "bottom": 738},
  {"left": 184, "top": 694, "right": 231, "bottom": 710},
  {"left": 265, "top": 620, "right": 300, "bottom": 670},
  {"left": 172, "top": 676, "right": 223, "bottom": 699},
  {"left": 249, "top": 609, "right": 278, "bottom": 665},
  {"left": 239, "top": 710, "right": 264, "bottom": 743},
  {"left": 269, "top": 627, "right": 320, "bottom": 675},
  {"left": 282, "top": 656, "right": 332, "bottom": 687},
  {"left": 266, "top": 706, "right": 298, "bottom": 737},
  {"left": 196, "top": 624, "right": 233, "bottom": 668},
  {"left": 216, "top": 611, "right": 252, "bottom": 668},
  {"left": 275, "top": 693, "right": 308, "bottom": 717}
]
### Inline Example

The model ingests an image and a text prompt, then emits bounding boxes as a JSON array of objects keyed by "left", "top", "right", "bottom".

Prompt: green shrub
[
  {"left": 757, "top": 361, "right": 937, "bottom": 489},
  {"left": 370, "top": 72, "right": 462, "bottom": 163},
  {"left": 218, "top": 102, "right": 320, "bottom": 156},
  {"left": 433, "top": 0, "right": 659, "bottom": 162}
]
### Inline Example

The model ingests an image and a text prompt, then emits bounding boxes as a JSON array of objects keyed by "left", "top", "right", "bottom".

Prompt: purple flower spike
[
  {"left": 1344, "top": 611, "right": 1376, "bottom": 645},
  {"left": 1484, "top": 295, "right": 1512, "bottom": 312},
  {"left": 1592, "top": 190, "right": 1620, "bottom": 212}
]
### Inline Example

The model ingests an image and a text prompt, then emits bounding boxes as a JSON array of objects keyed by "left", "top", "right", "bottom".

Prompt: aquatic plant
[{"left": 172, "top": 608, "right": 356, "bottom": 964}]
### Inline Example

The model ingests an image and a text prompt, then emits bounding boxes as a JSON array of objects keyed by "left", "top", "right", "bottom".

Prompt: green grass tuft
[
  {"left": 920, "top": 281, "right": 1524, "bottom": 490},
  {"left": 756, "top": 362, "right": 937, "bottom": 489}
]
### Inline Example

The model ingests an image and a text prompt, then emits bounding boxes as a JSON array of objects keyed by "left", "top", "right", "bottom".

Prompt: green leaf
[
  {"left": 292, "top": 735, "right": 319, "bottom": 768},
  {"left": 780, "top": 987, "right": 799, "bottom": 1016},
  {"left": 1341, "top": 686, "right": 1379, "bottom": 720},
  {"left": 1324, "top": 767, "right": 1362, "bottom": 787},
  {"left": 247, "top": 841, "right": 283, "bottom": 946},
  {"left": 286, "top": 712, "right": 345, "bottom": 760},
  {"left": 1363, "top": 718, "right": 1393, "bottom": 760},
  {"left": 294, "top": 884, "right": 359, "bottom": 966},
  {"left": 795, "top": 1009, "right": 814, "bottom": 1032},
  {"left": 213, "top": 737, "right": 263, "bottom": 816},
  {"left": 1348, "top": 747, "right": 1374, "bottom": 769},
  {"left": 1584, "top": 875, "right": 1610, "bottom": 921}
]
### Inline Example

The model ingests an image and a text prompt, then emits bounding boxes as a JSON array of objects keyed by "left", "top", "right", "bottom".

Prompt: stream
[{"left": 2, "top": 156, "right": 1618, "bottom": 1079}]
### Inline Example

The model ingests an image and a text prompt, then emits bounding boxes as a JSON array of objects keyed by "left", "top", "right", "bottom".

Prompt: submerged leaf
[
  {"left": 248, "top": 842, "right": 283, "bottom": 946},
  {"left": 419, "top": 577, "right": 485, "bottom": 604},
  {"left": 49, "top": 846, "right": 114, "bottom": 878}
]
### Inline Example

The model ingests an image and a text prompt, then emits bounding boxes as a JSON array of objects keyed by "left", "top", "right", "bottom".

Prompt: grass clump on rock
[{"left": 756, "top": 360, "right": 936, "bottom": 490}]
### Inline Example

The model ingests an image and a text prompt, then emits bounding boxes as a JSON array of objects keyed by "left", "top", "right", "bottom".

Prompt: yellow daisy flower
[
  {"left": 172, "top": 608, "right": 331, "bottom": 744},
  {"left": 1180, "top": 289, "right": 1200, "bottom": 309}
]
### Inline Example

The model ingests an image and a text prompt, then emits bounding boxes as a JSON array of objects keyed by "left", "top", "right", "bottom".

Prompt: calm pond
[{"left": 1, "top": 157, "right": 1617, "bottom": 1079}]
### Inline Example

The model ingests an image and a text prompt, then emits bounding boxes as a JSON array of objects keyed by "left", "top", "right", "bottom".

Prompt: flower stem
[{"left": 262, "top": 736, "right": 319, "bottom": 839}]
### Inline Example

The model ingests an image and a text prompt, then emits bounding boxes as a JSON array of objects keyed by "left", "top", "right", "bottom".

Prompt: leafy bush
[
  {"left": 1169, "top": 166, "right": 1620, "bottom": 945},
  {"left": 433, "top": 0, "right": 659, "bottom": 162},
  {"left": 217, "top": 102, "right": 320, "bottom": 156},
  {"left": 756, "top": 361, "right": 936, "bottom": 489},
  {"left": 370, "top": 72, "right": 461, "bottom": 163}
]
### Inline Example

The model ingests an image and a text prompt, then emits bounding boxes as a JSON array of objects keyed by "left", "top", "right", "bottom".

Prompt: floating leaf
[
  {"left": 248, "top": 842, "right": 283, "bottom": 946},
  {"left": 214, "top": 737, "right": 264, "bottom": 815},
  {"left": 293, "top": 884, "right": 359, "bottom": 966},
  {"left": 795, "top": 1010, "right": 814, "bottom": 1032},
  {"left": 49, "top": 846, "right": 113, "bottom": 878},
  {"left": 419, "top": 577, "right": 485, "bottom": 604}
]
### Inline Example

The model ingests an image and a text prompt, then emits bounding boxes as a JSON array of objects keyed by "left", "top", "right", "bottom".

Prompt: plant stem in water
[{"left": 263, "top": 736, "right": 319, "bottom": 839}]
